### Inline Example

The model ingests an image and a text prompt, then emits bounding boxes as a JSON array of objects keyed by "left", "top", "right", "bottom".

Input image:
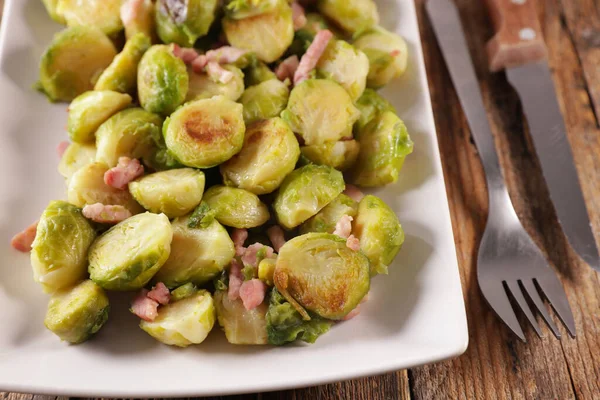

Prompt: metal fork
[{"left": 427, "top": 0, "right": 576, "bottom": 341}]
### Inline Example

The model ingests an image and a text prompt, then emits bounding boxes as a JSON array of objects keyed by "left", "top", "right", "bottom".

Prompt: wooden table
[{"left": 3, "top": 0, "right": 600, "bottom": 399}]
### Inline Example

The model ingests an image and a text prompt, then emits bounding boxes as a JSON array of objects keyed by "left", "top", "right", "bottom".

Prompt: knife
[{"left": 481, "top": 0, "right": 600, "bottom": 271}]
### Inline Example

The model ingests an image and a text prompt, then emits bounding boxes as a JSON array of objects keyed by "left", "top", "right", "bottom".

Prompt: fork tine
[
  {"left": 535, "top": 275, "right": 576, "bottom": 337},
  {"left": 479, "top": 279, "right": 525, "bottom": 341},
  {"left": 521, "top": 279, "right": 561, "bottom": 338},
  {"left": 505, "top": 281, "right": 542, "bottom": 337}
]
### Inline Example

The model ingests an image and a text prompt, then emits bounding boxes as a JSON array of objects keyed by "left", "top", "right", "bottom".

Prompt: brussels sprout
[
  {"left": 244, "top": 60, "right": 277, "bottom": 87},
  {"left": 163, "top": 96, "right": 245, "bottom": 168},
  {"left": 138, "top": 45, "right": 189, "bottom": 115},
  {"left": 220, "top": 118, "right": 300, "bottom": 195},
  {"left": 317, "top": 0, "right": 379, "bottom": 35},
  {"left": 214, "top": 290, "right": 268, "bottom": 345},
  {"left": 300, "top": 140, "right": 360, "bottom": 171},
  {"left": 239, "top": 80, "right": 289, "bottom": 125},
  {"left": 58, "top": 142, "right": 96, "bottom": 182},
  {"left": 31, "top": 201, "right": 97, "bottom": 293},
  {"left": 316, "top": 40, "right": 369, "bottom": 101},
  {"left": 44, "top": 280, "right": 109, "bottom": 344},
  {"left": 129, "top": 169, "right": 205, "bottom": 218},
  {"left": 274, "top": 233, "right": 370, "bottom": 320},
  {"left": 187, "top": 201, "right": 217, "bottom": 229},
  {"left": 89, "top": 212, "right": 173, "bottom": 290},
  {"left": 202, "top": 185, "right": 270, "bottom": 228},
  {"left": 353, "top": 195, "right": 404, "bottom": 275},
  {"left": 287, "top": 13, "right": 337, "bottom": 57},
  {"left": 140, "top": 290, "right": 215, "bottom": 347},
  {"left": 153, "top": 215, "right": 235, "bottom": 287},
  {"left": 57, "top": 0, "right": 122, "bottom": 35},
  {"left": 354, "top": 27, "right": 409, "bottom": 88},
  {"left": 42, "top": 0, "right": 65, "bottom": 24},
  {"left": 223, "top": 2, "right": 294, "bottom": 63},
  {"left": 280, "top": 79, "right": 360, "bottom": 145},
  {"left": 95, "top": 33, "right": 152, "bottom": 94},
  {"left": 186, "top": 65, "right": 245, "bottom": 102},
  {"left": 258, "top": 257, "right": 276, "bottom": 286},
  {"left": 225, "top": 0, "right": 281, "bottom": 19},
  {"left": 349, "top": 111, "right": 413, "bottom": 187},
  {"left": 67, "top": 91, "right": 132, "bottom": 143},
  {"left": 39, "top": 26, "right": 117, "bottom": 102},
  {"left": 170, "top": 282, "right": 198, "bottom": 301},
  {"left": 95, "top": 108, "right": 163, "bottom": 168},
  {"left": 354, "top": 88, "right": 396, "bottom": 132},
  {"left": 266, "top": 288, "right": 333, "bottom": 345},
  {"left": 273, "top": 164, "right": 344, "bottom": 229},
  {"left": 155, "top": 0, "right": 219, "bottom": 47},
  {"left": 67, "top": 162, "right": 144, "bottom": 214},
  {"left": 123, "top": 0, "right": 157, "bottom": 41},
  {"left": 299, "top": 193, "right": 358, "bottom": 234}
]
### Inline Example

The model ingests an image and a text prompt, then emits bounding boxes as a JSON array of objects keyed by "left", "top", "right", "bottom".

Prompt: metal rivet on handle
[{"left": 519, "top": 28, "right": 537, "bottom": 41}]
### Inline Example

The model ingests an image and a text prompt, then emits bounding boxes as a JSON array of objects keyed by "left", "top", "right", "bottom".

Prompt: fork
[{"left": 427, "top": 0, "right": 576, "bottom": 341}]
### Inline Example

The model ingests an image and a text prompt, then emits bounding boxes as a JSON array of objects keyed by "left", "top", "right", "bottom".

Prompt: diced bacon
[
  {"left": 206, "top": 61, "right": 235, "bottom": 84},
  {"left": 104, "top": 157, "right": 144, "bottom": 190},
  {"left": 191, "top": 55, "right": 208, "bottom": 73},
  {"left": 11, "top": 222, "right": 38, "bottom": 252},
  {"left": 82, "top": 203, "right": 132, "bottom": 224},
  {"left": 239, "top": 279, "right": 267, "bottom": 310},
  {"left": 291, "top": 2, "right": 307, "bottom": 31},
  {"left": 343, "top": 184, "right": 365, "bottom": 202},
  {"left": 294, "top": 29, "right": 333, "bottom": 85},
  {"left": 228, "top": 259, "right": 244, "bottom": 300},
  {"left": 191, "top": 46, "right": 248, "bottom": 73},
  {"left": 242, "top": 243, "right": 275, "bottom": 268},
  {"left": 231, "top": 228, "right": 248, "bottom": 256},
  {"left": 346, "top": 234, "right": 361, "bottom": 251},
  {"left": 131, "top": 289, "right": 159, "bottom": 322},
  {"left": 172, "top": 44, "right": 200, "bottom": 64},
  {"left": 56, "top": 141, "right": 69, "bottom": 158},
  {"left": 275, "top": 55, "right": 299, "bottom": 82},
  {"left": 390, "top": 49, "right": 401, "bottom": 57},
  {"left": 120, "top": 0, "right": 144, "bottom": 26},
  {"left": 147, "top": 282, "right": 170, "bottom": 305},
  {"left": 342, "top": 304, "right": 361, "bottom": 321},
  {"left": 333, "top": 215, "right": 353, "bottom": 239},
  {"left": 267, "top": 225, "right": 286, "bottom": 253}
]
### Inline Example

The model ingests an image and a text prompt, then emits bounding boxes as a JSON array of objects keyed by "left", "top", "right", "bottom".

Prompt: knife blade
[{"left": 483, "top": 0, "right": 600, "bottom": 271}]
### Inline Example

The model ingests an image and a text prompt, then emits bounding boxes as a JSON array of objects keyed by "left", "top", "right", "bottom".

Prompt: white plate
[{"left": 0, "top": 0, "right": 468, "bottom": 396}]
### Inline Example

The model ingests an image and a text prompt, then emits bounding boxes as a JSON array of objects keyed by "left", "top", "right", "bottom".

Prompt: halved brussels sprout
[
  {"left": 239, "top": 80, "right": 290, "bottom": 125},
  {"left": 153, "top": 215, "right": 235, "bottom": 287},
  {"left": 223, "top": 2, "right": 294, "bottom": 63},
  {"left": 258, "top": 257, "right": 276, "bottom": 286},
  {"left": 220, "top": 118, "right": 300, "bottom": 195},
  {"left": 353, "top": 195, "right": 404, "bottom": 275},
  {"left": 58, "top": 142, "right": 96, "bottom": 182},
  {"left": 224, "top": 0, "right": 281, "bottom": 19},
  {"left": 140, "top": 290, "right": 215, "bottom": 347},
  {"left": 44, "top": 280, "right": 109, "bottom": 344},
  {"left": 288, "top": 12, "right": 332, "bottom": 56},
  {"left": 316, "top": 40, "right": 369, "bottom": 101},
  {"left": 67, "top": 91, "right": 132, "bottom": 143},
  {"left": 280, "top": 79, "right": 360, "bottom": 145},
  {"left": 89, "top": 212, "right": 173, "bottom": 291},
  {"left": 244, "top": 60, "right": 277, "bottom": 87},
  {"left": 170, "top": 282, "right": 198, "bottom": 301},
  {"left": 214, "top": 290, "right": 268, "bottom": 345},
  {"left": 39, "top": 26, "right": 117, "bottom": 102},
  {"left": 31, "top": 201, "right": 97, "bottom": 293},
  {"left": 349, "top": 111, "right": 413, "bottom": 186},
  {"left": 95, "top": 108, "right": 163, "bottom": 168},
  {"left": 42, "top": 0, "right": 65, "bottom": 24},
  {"left": 129, "top": 169, "right": 205, "bottom": 218},
  {"left": 68, "top": 162, "right": 144, "bottom": 214},
  {"left": 202, "top": 185, "right": 270, "bottom": 228},
  {"left": 138, "top": 45, "right": 189, "bottom": 115},
  {"left": 57, "top": 0, "right": 122, "bottom": 35},
  {"left": 163, "top": 96, "right": 245, "bottom": 168},
  {"left": 299, "top": 193, "right": 358, "bottom": 234},
  {"left": 123, "top": 0, "right": 157, "bottom": 41},
  {"left": 300, "top": 140, "right": 360, "bottom": 171},
  {"left": 95, "top": 33, "right": 152, "bottom": 94},
  {"left": 186, "top": 65, "right": 245, "bottom": 102},
  {"left": 274, "top": 233, "right": 370, "bottom": 320},
  {"left": 354, "top": 88, "right": 396, "bottom": 132},
  {"left": 273, "top": 164, "right": 345, "bottom": 229},
  {"left": 317, "top": 0, "right": 379, "bottom": 35},
  {"left": 155, "top": 0, "right": 219, "bottom": 47}
]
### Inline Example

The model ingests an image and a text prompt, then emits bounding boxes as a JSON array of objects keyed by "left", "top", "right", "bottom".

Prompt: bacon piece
[
  {"left": 104, "top": 157, "right": 144, "bottom": 190},
  {"left": 191, "top": 55, "right": 208, "bottom": 73},
  {"left": 206, "top": 61, "right": 234, "bottom": 84},
  {"left": 343, "top": 184, "right": 365, "bottom": 202},
  {"left": 120, "top": 0, "right": 144, "bottom": 26},
  {"left": 11, "top": 222, "right": 38, "bottom": 252},
  {"left": 267, "top": 225, "right": 286, "bottom": 253},
  {"left": 131, "top": 289, "right": 159, "bottom": 322},
  {"left": 239, "top": 279, "right": 267, "bottom": 310},
  {"left": 147, "top": 282, "right": 170, "bottom": 305},
  {"left": 82, "top": 203, "right": 132, "bottom": 224},
  {"left": 291, "top": 2, "right": 307, "bottom": 31},
  {"left": 228, "top": 259, "right": 244, "bottom": 301},
  {"left": 346, "top": 234, "right": 361, "bottom": 251},
  {"left": 56, "top": 141, "right": 69, "bottom": 158},
  {"left": 172, "top": 43, "right": 200, "bottom": 64},
  {"left": 275, "top": 55, "right": 299, "bottom": 82},
  {"left": 333, "top": 215, "right": 353, "bottom": 239},
  {"left": 390, "top": 49, "right": 401, "bottom": 57},
  {"left": 231, "top": 228, "right": 248, "bottom": 256},
  {"left": 294, "top": 29, "right": 333, "bottom": 85},
  {"left": 242, "top": 243, "right": 275, "bottom": 268},
  {"left": 191, "top": 46, "right": 248, "bottom": 73}
]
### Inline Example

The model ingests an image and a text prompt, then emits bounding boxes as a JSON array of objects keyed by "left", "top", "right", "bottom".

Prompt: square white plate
[{"left": 0, "top": 0, "right": 468, "bottom": 397}]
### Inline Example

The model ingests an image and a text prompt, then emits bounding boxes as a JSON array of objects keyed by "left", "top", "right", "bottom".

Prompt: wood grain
[{"left": 2, "top": 0, "right": 600, "bottom": 399}]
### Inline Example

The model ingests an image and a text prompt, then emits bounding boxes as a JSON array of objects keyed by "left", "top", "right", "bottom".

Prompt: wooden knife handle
[{"left": 483, "top": 0, "right": 547, "bottom": 71}]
